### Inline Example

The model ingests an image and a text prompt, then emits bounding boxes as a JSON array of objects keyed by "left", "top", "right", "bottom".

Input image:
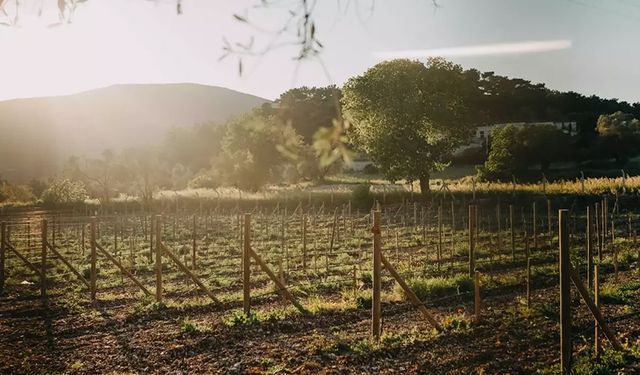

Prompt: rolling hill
[{"left": 0, "top": 83, "right": 269, "bottom": 182}]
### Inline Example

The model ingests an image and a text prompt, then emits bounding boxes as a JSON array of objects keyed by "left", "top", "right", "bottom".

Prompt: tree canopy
[
  {"left": 478, "top": 124, "right": 572, "bottom": 181},
  {"left": 259, "top": 86, "right": 342, "bottom": 144},
  {"left": 342, "top": 58, "right": 477, "bottom": 196}
]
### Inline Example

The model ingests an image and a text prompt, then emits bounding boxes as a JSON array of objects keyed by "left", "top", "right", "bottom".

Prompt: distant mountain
[{"left": 0, "top": 83, "right": 268, "bottom": 182}]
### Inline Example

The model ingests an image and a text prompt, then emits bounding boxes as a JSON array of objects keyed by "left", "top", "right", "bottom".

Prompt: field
[{"left": 2, "top": 193, "right": 640, "bottom": 374}]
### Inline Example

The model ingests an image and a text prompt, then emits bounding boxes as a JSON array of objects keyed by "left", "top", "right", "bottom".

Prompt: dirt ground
[{"left": 2, "top": 266, "right": 640, "bottom": 375}]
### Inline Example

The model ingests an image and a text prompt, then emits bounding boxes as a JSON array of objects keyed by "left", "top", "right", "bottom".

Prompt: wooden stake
[
  {"left": 155, "top": 215, "right": 163, "bottom": 303},
  {"left": 372, "top": 210, "right": 382, "bottom": 339},
  {"left": 526, "top": 258, "right": 532, "bottom": 309},
  {"left": 612, "top": 217, "right": 618, "bottom": 277},
  {"left": 160, "top": 243, "right": 219, "bottom": 303},
  {"left": 302, "top": 215, "right": 307, "bottom": 271},
  {"left": 438, "top": 204, "right": 442, "bottom": 272},
  {"left": 595, "top": 202, "right": 602, "bottom": 262},
  {"left": 586, "top": 206, "right": 593, "bottom": 288},
  {"left": 568, "top": 263, "right": 621, "bottom": 350},
  {"left": 94, "top": 242, "right": 152, "bottom": 296},
  {"left": 380, "top": 252, "right": 442, "bottom": 331},
  {"left": 192, "top": 215, "right": 197, "bottom": 270},
  {"left": 90, "top": 218, "right": 97, "bottom": 300},
  {"left": 474, "top": 270, "right": 481, "bottom": 322},
  {"left": 469, "top": 205, "right": 476, "bottom": 277},
  {"left": 559, "top": 209, "right": 571, "bottom": 374},
  {"left": 547, "top": 199, "right": 552, "bottom": 247},
  {"left": 532, "top": 201, "right": 537, "bottom": 250},
  {"left": 41, "top": 219, "right": 48, "bottom": 301},
  {"left": 510, "top": 204, "right": 515, "bottom": 261},
  {"left": 0, "top": 222, "right": 5, "bottom": 293},
  {"left": 248, "top": 246, "right": 307, "bottom": 314},
  {"left": 594, "top": 264, "right": 601, "bottom": 357},
  {"left": 243, "top": 214, "right": 251, "bottom": 315}
]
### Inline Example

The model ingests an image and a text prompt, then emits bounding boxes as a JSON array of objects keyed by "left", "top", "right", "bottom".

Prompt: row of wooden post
[{"left": 558, "top": 208, "right": 623, "bottom": 374}]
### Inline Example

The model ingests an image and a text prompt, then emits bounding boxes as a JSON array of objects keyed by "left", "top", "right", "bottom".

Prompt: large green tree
[
  {"left": 214, "top": 114, "right": 302, "bottom": 191},
  {"left": 596, "top": 112, "right": 640, "bottom": 164},
  {"left": 259, "top": 86, "right": 342, "bottom": 144},
  {"left": 342, "top": 58, "right": 477, "bottom": 196},
  {"left": 478, "top": 124, "right": 572, "bottom": 181}
]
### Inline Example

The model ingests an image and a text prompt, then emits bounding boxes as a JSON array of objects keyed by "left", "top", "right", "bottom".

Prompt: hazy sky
[{"left": 0, "top": 0, "right": 639, "bottom": 102}]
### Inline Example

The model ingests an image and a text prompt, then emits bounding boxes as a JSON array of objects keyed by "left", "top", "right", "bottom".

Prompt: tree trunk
[{"left": 419, "top": 173, "right": 430, "bottom": 200}]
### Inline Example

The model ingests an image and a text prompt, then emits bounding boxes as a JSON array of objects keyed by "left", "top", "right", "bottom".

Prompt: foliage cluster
[
  {"left": 396, "top": 274, "right": 473, "bottom": 302},
  {"left": 41, "top": 178, "right": 88, "bottom": 205}
]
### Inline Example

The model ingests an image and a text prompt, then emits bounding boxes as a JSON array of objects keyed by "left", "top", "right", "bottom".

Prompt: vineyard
[{"left": 1, "top": 194, "right": 640, "bottom": 374}]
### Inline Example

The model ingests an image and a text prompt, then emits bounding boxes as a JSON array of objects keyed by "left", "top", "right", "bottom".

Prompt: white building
[{"left": 455, "top": 121, "right": 578, "bottom": 154}]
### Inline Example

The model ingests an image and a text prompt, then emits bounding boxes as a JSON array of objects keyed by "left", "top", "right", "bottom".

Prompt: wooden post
[
  {"left": 353, "top": 265, "right": 357, "bottom": 297},
  {"left": 114, "top": 220, "right": 118, "bottom": 256},
  {"left": 27, "top": 221, "right": 31, "bottom": 251},
  {"left": 509, "top": 205, "right": 515, "bottom": 261},
  {"left": 149, "top": 216, "right": 154, "bottom": 263},
  {"left": 586, "top": 206, "right": 593, "bottom": 288},
  {"left": 595, "top": 203, "right": 602, "bottom": 262},
  {"left": 372, "top": 210, "right": 382, "bottom": 339},
  {"left": 438, "top": 204, "right": 442, "bottom": 271},
  {"left": 41, "top": 219, "right": 48, "bottom": 300},
  {"left": 243, "top": 214, "right": 251, "bottom": 315},
  {"left": 526, "top": 258, "right": 532, "bottom": 308},
  {"left": 559, "top": 209, "right": 571, "bottom": 374},
  {"left": 192, "top": 215, "right": 197, "bottom": 270},
  {"left": 496, "top": 203, "right": 501, "bottom": 256},
  {"left": 0, "top": 222, "right": 5, "bottom": 293},
  {"left": 602, "top": 197, "right": 608, "bottom": 246},
  {"left": 90, "top": 218, "right": 97, "bottom": 300},
  {"left": 302, "top": 215, "right": 307, "bottom": 271},
  {"left": 469, "top": 205, "right": 476, "bottom": 277},
  {"left": 474, "top": 270, "right": 481, "bottom": 322},
  {"left": 594, "top": 264, "right": 601, "bottom": 357},
  {"left": 380, "top": 253, "right": 442, "bottom": 330},
  {"left": 613, "top": 217, "right": 618, "bottom": 277},
  {"left": 155, "top": 215, "right": 163, "bottom": 303},
  {"left": 569, "top": 263, "right": 622, "bottom": 351},
  {"left": 532, "top": 201, "right": 537, "bottom": 250},
  {"left": 81, "top": 223, "right": 85, "bottom": 256},
  {"left": 547, "top": 199, "right": 552, "bottom": 247},
  {"left": 421, "top": 207, "right": 426, "bottom": 242}
]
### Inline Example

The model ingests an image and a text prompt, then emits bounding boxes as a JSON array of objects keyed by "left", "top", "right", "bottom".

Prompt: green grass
[
  {"left": 396, "top": 274, "right": 473, "bottom": 302},
  {"left": 179, "top": 318, "right": 212, "bottom": 334},
  {"left": 540, "top": 346, "right": 640, "bottom": 374},
  {"left": 599, "top": 280, "right": 640, "bottom": 305}
]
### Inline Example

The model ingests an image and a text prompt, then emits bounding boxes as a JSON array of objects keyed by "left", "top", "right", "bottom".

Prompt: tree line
[{"left": 2, "top": 57, "right": 639, "bottom": 206}]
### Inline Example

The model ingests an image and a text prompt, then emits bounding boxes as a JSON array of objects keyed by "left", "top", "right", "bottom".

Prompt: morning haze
[{"left": 0, "top": 1, "right": 639, "bottom": 374}]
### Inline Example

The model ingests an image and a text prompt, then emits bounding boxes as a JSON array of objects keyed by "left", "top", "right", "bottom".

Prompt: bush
[
  {"left": 41, "top": 179, "right": 88, "bottom": 205},
  {"left": 0, "top": 181, "right": 36, "bottom": 204},
  {"left": 224, "top": 310, "right": 259, "bottom": 326},
  {"left": 351, "top": 184, "right": 373, "bottom": 209},
  {"left": 441, "top": 313, "right": 472, "bottom": 332}
]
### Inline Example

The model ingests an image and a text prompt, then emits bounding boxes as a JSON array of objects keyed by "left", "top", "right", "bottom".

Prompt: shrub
[
  {"left": 41, "top": 179, "right": 88, "bottom": 205},
  {"left": 396, "top": 274, "right": 473, "bottom": 301},
  {"left": 224, "top": 310, "right": 259, "bottom": 326},
  {"left": 351, "top": 184, "right": 373, "bottom": 209},
  {"left": 441, "top": 313, "right": 472, "bottom": 332},
  {"left": 0, "top": 181, "right": 36, "bottom": 204}
]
